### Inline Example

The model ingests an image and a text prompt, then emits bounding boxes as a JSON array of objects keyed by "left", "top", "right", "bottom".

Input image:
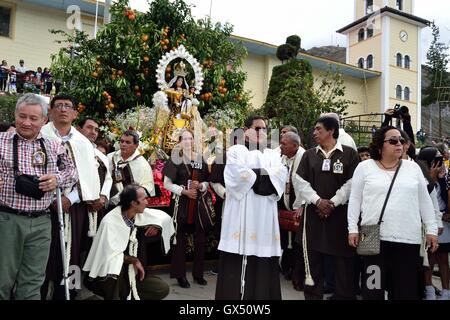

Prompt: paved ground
[
  {"left": 77, "top": 263, "right": 444, "bottom": 300},
  {"left": 158, "top": 268, "right": 305, "bottom": 300}
]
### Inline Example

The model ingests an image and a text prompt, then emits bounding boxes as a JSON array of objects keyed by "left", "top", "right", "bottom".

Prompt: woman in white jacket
[{"left": 347, "top": 126, "right": 438, "bottom": 300}]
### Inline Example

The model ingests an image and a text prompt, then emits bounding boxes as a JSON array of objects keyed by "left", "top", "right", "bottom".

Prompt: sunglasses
[
  {"left": 384, "top": 137, "right": 406, "bottom": 145},
  {"left": 253, "top": 127, "right": 267, "bottom": 132}
]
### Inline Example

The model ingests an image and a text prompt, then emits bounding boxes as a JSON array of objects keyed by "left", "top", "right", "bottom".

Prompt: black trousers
[
  {"left": 304, "top": 250, "right": 355, "bottom": 300},
  {"left": 170, "top": 224, "right": 206, "bottom": 279},
  {"left": 361, "top": 241, "right": 421, "bottom": 300}
]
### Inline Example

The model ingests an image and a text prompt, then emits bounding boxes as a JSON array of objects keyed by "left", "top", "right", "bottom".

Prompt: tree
[
  {"left": 49, "top": 0, "right": 250, "bottom": 126},
  {"left": 276, "top": 35, "right": 301, "bottom": 63},
  {"left": 423, "top": 21, "right": 449, "bottom": 106},
  {"left": 263, "top": 56, "right": 353, "bottom": 147},
  {"left": 422, "top": 21, "right": 450, "bottom": 137}
]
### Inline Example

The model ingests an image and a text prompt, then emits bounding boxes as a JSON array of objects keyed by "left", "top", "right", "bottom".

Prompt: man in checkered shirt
[{"left": 0, "top": 94, "right": 78, "bottom": 300}]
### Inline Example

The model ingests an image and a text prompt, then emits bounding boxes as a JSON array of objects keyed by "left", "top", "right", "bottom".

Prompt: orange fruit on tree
[
  {"left": 135, "top": 92, "right": 141, "bottom": 97},
  {"left": 143, "top": 56, "right": 150, "bottom": 62},
  {"left": 109, "top": 103, "right": 114, "bottom": 109},
  {"left": 117, "top": 70, "right": 123, "bottom": 76},
  {"left": 134, "top": 85, "right": 140, "bottom": 91},
  {"left": 92, "top": 71, "right": 98, "bottom": 78},
  {"left": 141, "top": 34, "right": 149, "bottom": 42},
  {"left": 128, "top": 14, "right": 135, "bottom": 21}
]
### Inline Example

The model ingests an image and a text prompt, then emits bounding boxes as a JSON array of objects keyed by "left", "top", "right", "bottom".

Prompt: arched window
[
  {"left": 366, "top": 0, "right": 374, "bottom": 14},
  {"left": 404, "top": 87, "right": 410, "bottom": 101},
  {"left": 404, "top": 55, "right": 411, "bottom": 69},
  {"left": 367, "top": 26, "right": 374, "bottom": 38},
  {"left": 358, "top": 58, "right": 365, "bottom": 69},
  {"left": 367, "top": 55, "right": 374, "bottom": 69},
  {"left": 358, "top": 28, "right": 365, "bottom": 42},
  {"left": 396, "top": 53, "right": 402, "bottom": 67},
  {"left": 396, "top": 85, "right": 403, "bottom": 100},
  {"left": 396, "top": 0, "right": 403, "bottom": 10}
]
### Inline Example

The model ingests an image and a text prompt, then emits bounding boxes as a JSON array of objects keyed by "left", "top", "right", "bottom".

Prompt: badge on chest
[
  {"left": 333, "top": 159, "right": 344, "bottom": 174},
  {"left": 31, "top": 150, "right": 46, "bottom": 167},
  {"left": 322, "top": 159, "right": 344, "bottom": 174},
  {"left": 322, "top": 159, "right": 331, "bottom": 172}
]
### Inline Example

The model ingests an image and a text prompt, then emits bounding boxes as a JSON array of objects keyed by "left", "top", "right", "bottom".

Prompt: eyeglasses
[
  {"left": 384, "top": 137, "right": 406, "bottom": 145},
  {"left": 53, "top": 103, "right": 75, "bottom": 110}
]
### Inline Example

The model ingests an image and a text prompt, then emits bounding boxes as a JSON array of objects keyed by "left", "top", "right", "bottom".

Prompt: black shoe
[
  {"left": 177, "top": 277, "right": 190, "bottom": 288},
  {"left": 193, "top": 277, "right": 208, "bottom": 285}
]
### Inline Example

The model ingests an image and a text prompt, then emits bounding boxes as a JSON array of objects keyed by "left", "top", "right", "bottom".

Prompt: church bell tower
[{"left": 338, "top": 0, "right": 430, "bottom": 132}]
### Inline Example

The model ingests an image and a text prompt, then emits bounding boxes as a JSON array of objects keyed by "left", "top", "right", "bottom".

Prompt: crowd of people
[
  {"left": 0, "top": 93, "right": 449, "bottom": 301},
  {"left": 0, "top": 60, "right": 60, "bottom": 95}
]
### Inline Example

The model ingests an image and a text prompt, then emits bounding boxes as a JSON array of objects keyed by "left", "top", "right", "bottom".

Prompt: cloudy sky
[{"left": 129, "top": 0, "right": 450, "bottom": 64}]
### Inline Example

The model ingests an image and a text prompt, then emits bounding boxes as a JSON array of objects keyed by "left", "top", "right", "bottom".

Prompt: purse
[
  {"left": 279, "top": 209, "right": 302, "bottom": 232},
  {"left": 357, "top": 160, "right": 402, "bottom": 256},
  {"left": 13, "top": 135, "right": 47, "bottom": 200}
]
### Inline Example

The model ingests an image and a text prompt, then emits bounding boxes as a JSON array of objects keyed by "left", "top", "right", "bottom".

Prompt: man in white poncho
[
  {"left": 83, "top": 184, "right": 173, "bottom": 300},
  {"left": 215, "top": 116, "right": 288, "bottom": 300}
]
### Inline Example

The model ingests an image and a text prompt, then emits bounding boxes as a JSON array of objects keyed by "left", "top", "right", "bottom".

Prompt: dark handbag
[
  {"left": 279, "top": 209, "right": 301, "bottom": 232},
  {"left": 13, "top": 135, "right": 47, "bottom": 200},
  {"left": 197, "top": 190, "right": 216, "bottom": 231},
  {"left": 357, "top": 160, "right": 402, "bottom": 256},
  {"left": 15, "top": 174, "right": 45, "bottom": 200}
]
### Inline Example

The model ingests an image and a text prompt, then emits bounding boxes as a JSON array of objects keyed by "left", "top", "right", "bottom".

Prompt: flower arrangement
[
  {"left": 203, "top": 106, "right": 237, "bottom": 133},
  {"left": 100, "top": 104, "right": 170, "bottom": 161}
]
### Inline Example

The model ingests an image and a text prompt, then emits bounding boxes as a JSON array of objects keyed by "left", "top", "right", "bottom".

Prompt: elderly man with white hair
[{"left": 0, "top": 94, "right": 77, "bottom": 300}]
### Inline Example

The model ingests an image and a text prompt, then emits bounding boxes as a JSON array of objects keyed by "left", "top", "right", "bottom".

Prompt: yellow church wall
[
  {"left": 0, "top": 0, "right": 102, "bottom": 70},
  {"left": 349, "top": 34, "right": 382, "bottom": 70},
  {"left": 348, "top": 23, "right": 382, "bottom": 47},
  {"left": 355, "top": 0, "right": 385, "bottom": 19},
  {"left": 241, "top": 53, "right": 280, "bottom": 110},
  {"left": 389, "top": 18, "right": 419, "bottom": 72},
  {"left": 387, "top": 0, "right": 413, "bottom": 13}
]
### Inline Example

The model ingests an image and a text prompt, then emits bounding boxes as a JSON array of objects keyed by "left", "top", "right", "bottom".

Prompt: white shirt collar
[
  {"left": 315, "top": 141, "right": 343, "bottom": 158},
  {"left": 51, "top": 122, "right": 75, "bottom": 142}
]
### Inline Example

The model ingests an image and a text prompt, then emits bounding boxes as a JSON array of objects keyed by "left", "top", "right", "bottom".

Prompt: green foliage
[
  {"left": 286, "top": 35, "right": 301, "bottom": 52},
  {"left": 423, "top": 21, "right": 450, "bottom": 106},
  {"left": 49, "top": 0, "right": 250, "bottom": 123},
  {"left": 276, "top": 44, "right": 297, "bottom": 63},
  {"left": 263, "top": 59, "right": 354, "bottom": 147},
  {"left": 0, "top": 94, "right": 19, "bottom": 123},
  {"left": 276, "top": 34, "right": 302, "bottom": 63}
]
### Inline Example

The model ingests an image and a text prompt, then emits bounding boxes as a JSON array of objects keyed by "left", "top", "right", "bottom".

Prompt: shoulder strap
[
  {"left": 377, "top": 159, "right": 402, "bottom": 225},
  {"left": 13, "top": 135, "right": 19, "bottom": 174},
  {"left": 13, "top": 135, "right": 48, "bottom": 174}
]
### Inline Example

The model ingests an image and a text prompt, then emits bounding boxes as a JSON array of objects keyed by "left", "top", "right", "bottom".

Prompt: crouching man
[{"left": 83, "top": 184, "right": 174, "bottom": 300}]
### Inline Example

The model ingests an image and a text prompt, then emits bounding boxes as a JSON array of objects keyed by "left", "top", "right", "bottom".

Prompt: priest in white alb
[{"left": 215, "top": 116, "right": 287, "bottom": 300}]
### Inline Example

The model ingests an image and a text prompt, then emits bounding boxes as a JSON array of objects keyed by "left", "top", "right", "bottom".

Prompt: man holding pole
[{"left": 0, "top": 94, "right": 77, "bottom": 300}]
